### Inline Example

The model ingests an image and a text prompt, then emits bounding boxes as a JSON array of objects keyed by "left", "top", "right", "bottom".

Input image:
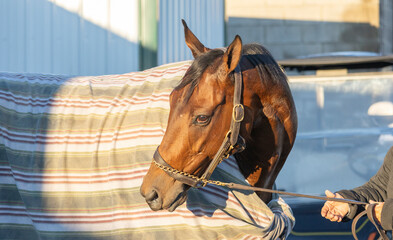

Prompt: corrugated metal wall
[
  {"left": 0, "top": 0, "right": 225, "bottom": 74},
  {"left": 158, "top": 0, "right": 225, "bottom": 65},
  {"left": 0, "top": 0, "right": 139, "bottom": 76}
]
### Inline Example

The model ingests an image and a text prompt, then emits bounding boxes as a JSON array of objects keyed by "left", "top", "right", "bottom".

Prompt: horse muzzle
[{"left": 140, "top": 165, "right": 190, "bottom": 211}]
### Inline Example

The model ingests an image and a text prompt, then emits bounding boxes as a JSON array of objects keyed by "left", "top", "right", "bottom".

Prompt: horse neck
[{"left": 235, "top": 64, "right": 297, "bottom": 202}]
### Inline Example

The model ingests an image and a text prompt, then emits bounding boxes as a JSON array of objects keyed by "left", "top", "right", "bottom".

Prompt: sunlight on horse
[{"left": 140, "top": 20, "right": 298, "bottom": 211}]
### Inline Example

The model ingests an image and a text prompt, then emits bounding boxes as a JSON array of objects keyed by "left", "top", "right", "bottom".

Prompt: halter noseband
[{"left": 153, "top": 64, "right": 246, "bottom": 188}]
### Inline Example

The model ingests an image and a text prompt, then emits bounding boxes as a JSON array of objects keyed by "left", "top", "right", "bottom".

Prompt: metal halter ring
[{"left": 232, "top": 104, "right": 244, "bottom": 122}]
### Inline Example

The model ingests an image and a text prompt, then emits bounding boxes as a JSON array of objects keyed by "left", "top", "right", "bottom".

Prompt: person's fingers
[
  {"left": 330, "top": 212, "right": 344, "bottom": 222},
  {"left": 321, "top": 202, "right": 329, "bottom": 215},
  {"left": 321, "top": 209, "right": 326, "bottom": 217},
  {"left": 328, "top": 213, "right": 338, "bottom": 222},
  {"left": 331, "top": 215, "right": 340, "bottom": 222},
  {"left": 333, "top": 209, "right": 343, "bottom": 222},
  {"left": 323, "top": 190, "right": 335, "bottom": 216},
  {"left": 323, "top": 205, "right": 347, "bottom": 222},
  {"left": 323, "top": 207, "right": 331, "bottom": 217},
  {"left": 321, "top": 205, "right": 329, "bottom": 217},
  {"left": 326, "top": 211, "right": 337, "bottom": 220},
  {"left": 321, "top": 202, "right": 334, "bottom": 217},
  {"left": 325, "top": 190, "right": 335, "bottom": 198}
]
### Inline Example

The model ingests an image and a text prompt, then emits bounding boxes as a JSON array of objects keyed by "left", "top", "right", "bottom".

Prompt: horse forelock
[{"left": 175, "top": 49, "right": 226, "bottom": 102}]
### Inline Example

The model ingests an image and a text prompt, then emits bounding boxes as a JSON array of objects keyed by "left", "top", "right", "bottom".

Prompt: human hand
[
  {"left": 366, "top": 200, "right": 384, "bottom": 225},
  {"left": 321, "top": 190, "right": 350, "bottom": 222}
]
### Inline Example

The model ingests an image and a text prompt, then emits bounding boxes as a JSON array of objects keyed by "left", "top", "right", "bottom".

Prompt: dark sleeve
[
  {"left": 381, "top": 198, "right": 393, "bottom": 230},
  {"left": 336, "top": 146, "right": 393, "bottom": 220}
]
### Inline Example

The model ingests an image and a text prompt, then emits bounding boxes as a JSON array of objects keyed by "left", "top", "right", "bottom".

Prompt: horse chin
[{"left": 166, "top": 192, "right": 188, "bottom": 212}]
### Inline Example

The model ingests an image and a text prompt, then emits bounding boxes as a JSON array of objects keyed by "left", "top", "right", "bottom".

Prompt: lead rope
[
  {"left": 225, "top": 181, "right": 389, "bottom": 240},
  {"left": 153, "top": 159, "right": 366, "bottom": 205},
  {"left": 222, "top": 182, "right": 389, "bottom": 240},
  {"left": 153, "top": 159, "right": 389, "bottom": 240},
  {"left": 352, "top": 204, "right": 389, "bottom": 240}
]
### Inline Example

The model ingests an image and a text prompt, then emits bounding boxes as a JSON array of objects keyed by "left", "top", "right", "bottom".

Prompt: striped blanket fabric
[{"left": 0, "top": 61, "right": 294, "bottom": 240}]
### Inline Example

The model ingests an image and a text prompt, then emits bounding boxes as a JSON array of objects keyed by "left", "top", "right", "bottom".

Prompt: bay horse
[{"left": 140, "top": 20, "right": 298, "bottom": 211}]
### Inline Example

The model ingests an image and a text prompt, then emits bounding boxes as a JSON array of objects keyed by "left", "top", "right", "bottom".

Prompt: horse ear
[
  {"left": 223, "top": 35, "right": 242, "bottom": 73},
  {"left": 182, "top": 19, "right": 209, "bottom": 58}
]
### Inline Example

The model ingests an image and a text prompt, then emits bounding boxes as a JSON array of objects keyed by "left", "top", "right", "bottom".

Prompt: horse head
[
  {"left": 140, "top": 20, "right": 297, "bottom": 212},
  {"left": 140, "top": 20, "right": 246, "bottom": 211}
]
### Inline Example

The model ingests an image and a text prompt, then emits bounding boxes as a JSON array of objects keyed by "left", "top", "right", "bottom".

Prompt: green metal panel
[{"left": 139, "top": 0, "right": 158, "bottom": 70}]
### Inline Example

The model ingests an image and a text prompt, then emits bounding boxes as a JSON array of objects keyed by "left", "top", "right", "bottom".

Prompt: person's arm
[
  {"left": 381, "top": 198, "right": 393, "bottom": 230},
  {"left": 337, "top": 146, "right": 393, "bottom": 220}
]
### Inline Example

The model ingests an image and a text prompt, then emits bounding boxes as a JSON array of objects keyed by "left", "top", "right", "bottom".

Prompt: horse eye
[{"left": 194, "top": 115, "right": 210, "bottom": 125}]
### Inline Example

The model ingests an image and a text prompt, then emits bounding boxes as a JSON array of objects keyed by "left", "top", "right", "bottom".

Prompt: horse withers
[{"left": 140, "top": 20, "right": 297, "bottom": 211}]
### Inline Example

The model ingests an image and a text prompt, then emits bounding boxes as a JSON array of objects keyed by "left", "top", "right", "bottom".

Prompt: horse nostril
[
  {"left": 145, "top": 189, "right": 159, "bottom": 202},
  {"left": 145, "top": 189, "right": 163, "bottom": 211}
]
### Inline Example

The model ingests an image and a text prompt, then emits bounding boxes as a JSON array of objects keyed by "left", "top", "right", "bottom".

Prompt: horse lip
[{"left": 146, "top": 196, "right": 163, "bottom": 211}]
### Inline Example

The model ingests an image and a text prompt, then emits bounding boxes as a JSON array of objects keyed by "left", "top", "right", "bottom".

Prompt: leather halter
[{"left": 153, "top": 64, "right": 246, "bottom": 188}]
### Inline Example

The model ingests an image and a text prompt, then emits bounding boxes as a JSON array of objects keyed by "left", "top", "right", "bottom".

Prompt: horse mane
[
  {"left": 175, "top": 43, "right": 286, "bottom": 102},
  {"left": 242, "top": 43, "right": 287, "bottom": 85}
]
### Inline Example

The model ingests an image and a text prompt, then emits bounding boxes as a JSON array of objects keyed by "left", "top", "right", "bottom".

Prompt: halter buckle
[{"left": 232, "top": 104, "right": 244, "bottom": 122}]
